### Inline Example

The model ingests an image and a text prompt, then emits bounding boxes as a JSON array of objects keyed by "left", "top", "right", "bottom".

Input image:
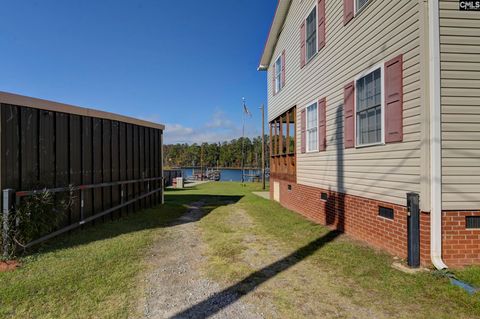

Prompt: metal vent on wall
[
  {"left": 379, "top": 206, "right": 394, "bottom": 220},
  {"left": 466, "top": 216, "right": 480, "bottom": 229}
]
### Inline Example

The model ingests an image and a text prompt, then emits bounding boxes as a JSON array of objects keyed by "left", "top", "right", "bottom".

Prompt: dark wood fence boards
[
  {"left": 0, "top": 92, "right": 164, "bottom": 252},
  {"left": 70, "top": 115, "right": 82, "bottom": 223}
]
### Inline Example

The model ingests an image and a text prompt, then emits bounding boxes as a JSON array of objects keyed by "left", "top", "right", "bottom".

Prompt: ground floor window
[
  {"left": 356, "top": 67, "right": 382, "bottom": 146},
  {"left": 306, "top": 102, "right": 318, "bottom": 152}
]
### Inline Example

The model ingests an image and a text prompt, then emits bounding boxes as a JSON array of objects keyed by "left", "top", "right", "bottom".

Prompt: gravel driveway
[{"left": 140, "top": 201, "right": 263, "bottom": 319}]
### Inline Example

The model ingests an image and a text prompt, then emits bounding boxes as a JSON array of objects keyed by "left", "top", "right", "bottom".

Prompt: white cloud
[
  {"left": 138, "top": 110, "right": 260, "bottom": 144},
  {"left": 166, "top": 123, "right": 194, "bottom": 136},
  {"left": 205, "top": 111, "right": 235, "bottom": 129}
]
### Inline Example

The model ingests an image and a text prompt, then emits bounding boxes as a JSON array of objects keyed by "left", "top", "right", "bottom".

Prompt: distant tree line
[{"left": 164, "top": 136, "right": 270, "bottom": 169}]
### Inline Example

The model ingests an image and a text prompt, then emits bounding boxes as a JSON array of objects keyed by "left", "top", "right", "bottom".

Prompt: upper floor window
[
  {"left": 344, "top": 0, "right": 370, "bottom": 25},
  {"left": 306, "top": 7, "right": 317, "bottom": 62},
  {"left": 306, "top": 102, "right": 318, "bottom": 152},
  {"left": 274, "top": 55, "right": 282, "bottom": 94},
  {"left": 356, "top": 0, "right": 369, "bottom": 13},
  {"left": 356, "top": 67, "right": 382, "bottom": 146},
  {"left": 344, "top": 55, "right": 404, "bottom": 149}
]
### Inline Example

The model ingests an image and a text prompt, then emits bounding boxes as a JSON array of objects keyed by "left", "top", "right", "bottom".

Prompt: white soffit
[{"left": 258, "top": 0, "right": 292, "bottom": 71}]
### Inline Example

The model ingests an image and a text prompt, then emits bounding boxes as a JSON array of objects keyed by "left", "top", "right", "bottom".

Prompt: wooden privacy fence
[{"left": 0, "top": 92, "right": 165, "bottom": 256}]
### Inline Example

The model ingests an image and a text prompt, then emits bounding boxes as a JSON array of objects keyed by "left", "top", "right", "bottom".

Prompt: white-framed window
[
  {"left": 274, "top": 55, "right": 282, "bottom": 94},
  {"left": 306, "top": 102, "right": 318, "bottom": 152},
  {"left": 305, "top": 7, "right": 317, "bottom": 62},
  {"left": 355, "top": 0, "right": 370, "bottom": 14},
  {"left": 355, "top": 66, "right": 383, "bottom": 146}
]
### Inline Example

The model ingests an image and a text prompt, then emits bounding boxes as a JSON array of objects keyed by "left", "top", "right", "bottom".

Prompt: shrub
[{"left": 1, "top": 187, "right": 75, "bottom": 258}]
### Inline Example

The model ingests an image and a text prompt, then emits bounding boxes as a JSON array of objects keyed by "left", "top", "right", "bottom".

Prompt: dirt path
[
  {"left": 139, "top": 201, "right": 391, "bottom": 319},
  {"left": 221, "top": 207, "right": 382, "bottom": 319},
  {"left": 140, "top": 202, "right": 263, "bottom": 319}
]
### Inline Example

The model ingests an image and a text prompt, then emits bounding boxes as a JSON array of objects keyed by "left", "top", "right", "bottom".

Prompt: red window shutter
[
  {"left": 344, "top": 82, "right": 355, "bottom": 148},
  {"left": 318, "top": 97, "right": 327, "bottom": 151},
  {"left": 343, "top": 0, "right": 354, "bottom": 25},
  {"left": 301, "top": 109, "right": 306, "bottom": 153},
  {"left": 384, "top": 54, "right": 403, "bottom": 143},
  {"left": 272, "top": 62, "right": 276, "bottom": 96},
  {"left": 300, "top": 22, "right": 306, "bottom": 68},
  {"left": 318, "top": 0, "right": 326, "bottom": 50},
  {"left": 281, "top": 50, "right": 286, "bottom": 88}
]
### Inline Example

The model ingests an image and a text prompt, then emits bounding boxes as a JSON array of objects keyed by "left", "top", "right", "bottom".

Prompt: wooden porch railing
[{"left": 270, "top": 153, "right": 296, "bottom": 183}]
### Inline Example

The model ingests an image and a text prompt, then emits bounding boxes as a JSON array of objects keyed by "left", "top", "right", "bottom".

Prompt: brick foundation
[
  {"left": 442, "top": 211, "right": 480, "bottom": 267},
  {"left": 420, "top": 211, "right": 431, "bottom": 265},
  {"left": 270, "top": 178, "right": 480, "bottom": 267}
]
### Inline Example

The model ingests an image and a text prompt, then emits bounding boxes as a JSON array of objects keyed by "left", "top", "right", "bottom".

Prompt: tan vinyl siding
[
  {"left": 267, "top": 0, "right": 422, "bottom": 206},
  {"left": 440, "top": 0, "right": 480, "bottom": 210}
]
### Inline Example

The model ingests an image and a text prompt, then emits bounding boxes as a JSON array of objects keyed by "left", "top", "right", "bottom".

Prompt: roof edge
[
  {"left": 0, "top": 91, "right": 165, "bottom": 131},
  {"left": 258, "top": 0, "right": 292, "bottom": 71}
]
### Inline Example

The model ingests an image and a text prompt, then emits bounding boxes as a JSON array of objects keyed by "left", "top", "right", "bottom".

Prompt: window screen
[
  {"left": 306, "top": 102, "right": 318, "bottom": 152},
  {"left": 356, "top": 68, "right": 382, "bottom": 145},
  {"left": 275, "top": 56, "right": 282, "bottom": 93},
  {"left": 356, "top": 0, "right": 369, "bottom": 12},
  {"left": 306, "top": 8, "right": 317, "bottom": 61}
]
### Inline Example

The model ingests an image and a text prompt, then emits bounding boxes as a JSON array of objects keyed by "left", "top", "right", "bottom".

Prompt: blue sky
[{"left": 0, "top": 0, "right": 276, "bottom": 144}]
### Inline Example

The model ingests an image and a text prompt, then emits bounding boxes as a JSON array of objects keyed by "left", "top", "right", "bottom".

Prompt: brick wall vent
[
  {"left": 466, "top": 216, "right": 480, "bottom": 229},
  {"left": 379, "top": 206, "right": 394, "bottom": 220},
  {"left": 321, "top": 192, "right": 328, "bottom": 201}
]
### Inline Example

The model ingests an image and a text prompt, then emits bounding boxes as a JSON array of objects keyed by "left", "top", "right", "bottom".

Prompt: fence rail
[
  {"left": 2, "top": 176, "right": 164, "bottom": 257},
  {"left": 15, "top": 177, "right": 164, "bottom": 197}
]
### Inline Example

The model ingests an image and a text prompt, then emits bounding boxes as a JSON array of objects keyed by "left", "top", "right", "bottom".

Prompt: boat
[
  {"left": 207, "top": 170, "right": 221, "bottom": 181},
  {"left": 187, "top": 168, "right": 221, "bottom": 181}
]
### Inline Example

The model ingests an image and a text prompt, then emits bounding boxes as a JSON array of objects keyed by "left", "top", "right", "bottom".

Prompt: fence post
[
  {"left": 80, "top": 189, "right": 85, "bottom": 222},
  {"left": 69, "top": 185, "right": 74, "bottom": 225},
  {"left": 3, "top": 189, "right": 15, "bottom": 258},
  {"left": 120, "top": 184, "right": 124, "bottom": 205},
  {"left": 15, "top": 196, "right": 21, "bottom": 229},
  {"left": 161, "top": 177, "right": 165, "bottom": 204}
]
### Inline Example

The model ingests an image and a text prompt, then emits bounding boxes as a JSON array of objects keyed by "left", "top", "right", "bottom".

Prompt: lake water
[{"left": 181, "top": 168, "right": 267, "bottom": 182}]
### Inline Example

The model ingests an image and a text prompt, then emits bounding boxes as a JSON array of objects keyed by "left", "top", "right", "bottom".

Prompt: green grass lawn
[
  {"left": 195, "top": 183, "right": 480, "bottom": 318},
  {"left": 0, "top": 201, "right": 188, "bottom": 318},
  {"left": 0, "top": 182, "right": 479, "bottom": 318},
  {"left": 0, "top": 182, "right": 258, "bottom": 318}
]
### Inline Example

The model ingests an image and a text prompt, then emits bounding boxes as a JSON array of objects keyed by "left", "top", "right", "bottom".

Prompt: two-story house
[{"left": 259, "top": 0, "right": 480, "bottom": 268}]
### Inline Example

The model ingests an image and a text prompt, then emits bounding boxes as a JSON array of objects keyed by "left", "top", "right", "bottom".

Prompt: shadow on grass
[
  {"left": 169, "top": 102, "right": 348, "bottom": 319},
  {"left": 170, "top": 230, "right": 341, "bottom": 319},
  {"left": 24, "top": 192, "right": 243, "bottom": 257}
]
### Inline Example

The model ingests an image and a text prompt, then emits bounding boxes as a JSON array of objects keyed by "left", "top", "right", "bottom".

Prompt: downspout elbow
[{"left": 432, "top": 254, "right": 448, "bottom": 271}]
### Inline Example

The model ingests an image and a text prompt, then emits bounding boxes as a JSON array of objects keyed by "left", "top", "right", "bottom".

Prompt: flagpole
[{"left": 241, "top": 98, "right": 246, "bottom": 184}]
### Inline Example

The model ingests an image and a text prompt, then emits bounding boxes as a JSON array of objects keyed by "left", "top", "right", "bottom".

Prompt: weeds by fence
[{"left": 2, "top": 177, "right": 163, "bottom": 258}]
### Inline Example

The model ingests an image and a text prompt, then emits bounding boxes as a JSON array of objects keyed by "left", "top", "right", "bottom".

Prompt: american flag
[{"left": 243, "top": 102, "right": 252, "bottom": 117}]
